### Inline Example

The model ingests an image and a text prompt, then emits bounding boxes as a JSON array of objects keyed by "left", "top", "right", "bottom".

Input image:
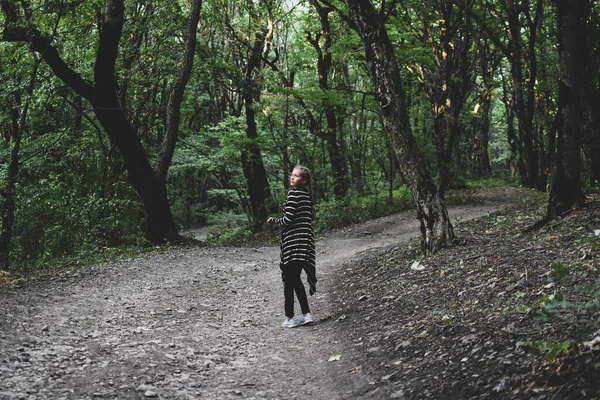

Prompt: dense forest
[{"left": 1, "top": 0, "right": 598, "bottom": 271}]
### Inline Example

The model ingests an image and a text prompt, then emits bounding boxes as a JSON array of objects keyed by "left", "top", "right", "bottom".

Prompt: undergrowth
[{"left": 207, "top": 186, "right": 415, "bottom": 245}]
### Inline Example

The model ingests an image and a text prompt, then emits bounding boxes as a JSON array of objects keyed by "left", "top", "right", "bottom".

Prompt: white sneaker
[
  {"left": 298, "top": 313, "right": 314, "bottom": 325},
  {"left": 281, "top": 318, "right": 298, "bottom": 328}
]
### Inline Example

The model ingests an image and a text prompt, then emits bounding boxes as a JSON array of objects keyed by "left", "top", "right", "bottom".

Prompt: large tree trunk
[
  {"left": 344, "top": 0, "right": 454, "bottom": 253},
  {"left": 83, "top": 0, "right": 180, "bottom": 243},
  {"left": 155, "top": 0, "right": 202, "bottom": 182},
  {"left": 241, "top": 25, "right": 275, "bottom": 229},
  {"left": 582, "top": 7, "right": 600, "bottom": 182},
  {"left": 307, "top": 0, "right": 348, "bottom": 198},
  {"left": 2, "top": 0, "right": 180, "bottom": 243},
  {"left": 242, "top": 89, "right": 273, "bottom": 228},
  {"left": 582, "top": 82, "right": 600, "bottom": 182},
  {"left": 546, "top": 0, "right": 587, "bottom": 218}
]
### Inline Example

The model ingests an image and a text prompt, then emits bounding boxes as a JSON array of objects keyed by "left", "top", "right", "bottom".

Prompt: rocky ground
[{"left": 0, "top": 186, "right": 598, "bottom": 400}]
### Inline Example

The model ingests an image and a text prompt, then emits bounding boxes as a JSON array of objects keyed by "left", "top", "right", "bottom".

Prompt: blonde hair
[
  {"left": 293, "top": 165, "right": 315, "bottom": 219},
  {"left": 293, "top": 165, "right": 311, "bottom": 188}
]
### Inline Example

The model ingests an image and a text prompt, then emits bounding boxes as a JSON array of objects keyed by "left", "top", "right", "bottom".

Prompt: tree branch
[
  {"left": 95, "top": 0, "right": 124, "bottom": 103},
  {"left": 2, "top": 28, "right": 96, "bottom": 101}
]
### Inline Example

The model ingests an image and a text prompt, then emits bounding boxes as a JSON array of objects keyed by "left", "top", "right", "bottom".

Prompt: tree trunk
[
  {"left": 546, "top": 0, "right": 587, "bottom": 218},
  {"left": 307, "top": 0, "right": 348, "bottom": 198},
  {"left": 500, "top": 70, "right": 520, "bottom": 177},
  {"left": 474, "top": 95, "right": 492, "bottom": 178},
  {"left": 582, "top": 8, "right": 600, "bottom": 182},
  {"left": 2, "top": 0, "right": 180, "bottom": 243},
  {"left": 474, "top": 39, "right": 498, "bottom": 178},
  {"left": 281, "top": 72, "right": 294, "bottom": 189},
  {"left": 506, "top": 0, "right": 543, "bottom": 189},
  {"left": 0, "top": 58, "right": 39, "bottom": 270},
  {"left": 242, "top": 89, "right": 273, "bottom": 228},
  {"left": 350, "top": 113, "right": 364, "bottom": 192},
  {"left": 241, "top": 25, "right": 275, "bottom": 229},
  {"left": 0, "top": 100, "right": 21, "bottom": 271},
  {"left": 344, "top": 0, "right": 454, "bottom": 253},
  {"left": 417, "top": 1, "right": 474, "bottom": 197},
  {"left": 155, "top": 0, "right": 202, "bottom": 181},
  {"left": 582, "top": 84, "right": 600, "bottom": 182}
]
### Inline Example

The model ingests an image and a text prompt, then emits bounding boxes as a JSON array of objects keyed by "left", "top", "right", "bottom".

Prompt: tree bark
[
  {"left": 421, "top": 0, "right": 474, "bottom": 197},
  {"left": 581, "top": 7, "right": 600, "bottom": 182},
  {"left": 242, "top": 86, "right": 273, "bottom": 228},
  {"left": 350, "top": 113, "right": 364, "bottom": 192},
  {"left": 307, "top": 0, "right": 348, "bottom": 198},
  {"left": 507, "top": 0, "right": 543, "bottom": 189},
  {"left": 155, "top": 0, "right": 202, "bottom": 181},
  {"left": 0, "top": 59, "right": 39, "bottom": 270},
  {"left": 582, "top": 83, "right": 600, "bottom": 182},
  {"left": 474, "top": 38, "right": 499, "bottom": 178},
  {"left": 2, "top": 0, "right": 180, "bottom": 243},
  {"left": 241, "top": 27, "right": 275, "bottom": 229},
  {"left": 344, "top": 0, "right": 454, "bottom": 253},
  {"left": 474, "top": 96, "right": 492, "bottom": 178},
  {"left": 478, "top": 0, "right": 544, "bottom": 188},
  {"left": 546, "top": 0, "right": 587, "bottom": 218}
]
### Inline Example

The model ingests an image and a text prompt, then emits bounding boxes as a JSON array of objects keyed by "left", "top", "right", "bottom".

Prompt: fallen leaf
[
  {"left": 583, "top": 336, "right": 600, "bottom": 349},
  {"left": 410, "top": 260, "right": 425, "bottom": 271},
  {"left": 328, "top": 354, "right": 341, "bottom": 362}
]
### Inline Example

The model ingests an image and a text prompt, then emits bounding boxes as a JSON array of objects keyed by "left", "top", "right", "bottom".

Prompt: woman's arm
[{"left": 267, "top": 190, "right": 299, "bottom": 227}]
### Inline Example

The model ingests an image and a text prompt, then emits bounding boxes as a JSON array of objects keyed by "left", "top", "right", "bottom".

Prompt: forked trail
[{"left": 0, "top": 191, "right": 522, "bottom": 399}]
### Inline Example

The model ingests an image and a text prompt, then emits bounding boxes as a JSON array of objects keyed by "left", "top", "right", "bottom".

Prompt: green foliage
[
  {"left": 463, "top": 178, "right": 520, "bottom": 189},
  {"left": 0, "top": 0, "right": 595, "bottom": 274},
  {"left": 315, "top": 186, "right": 413, "bottom": 233},
  {"left": 205, "top": 211, "right": 251, "bottom": 244},
  {"left": 518, "top": 340, "right": 580, "bottom": 363},
  {"left": 210, "top": 226, "right": 253, "bottom": 245},
  {"left": 167, "top": 115, "right": 250, "bottom": 227},
  {"left": 572, "top": 231, "right": 600, "bottom": 252},
  {"left": 537, "top": 279, "right": 600, "bottom": 322},
  {"left": 551, "top": 261, "right": 570, "bottom": 281},
  {"left": 12, "top": 178, "right": 147, "bottom": 272}
]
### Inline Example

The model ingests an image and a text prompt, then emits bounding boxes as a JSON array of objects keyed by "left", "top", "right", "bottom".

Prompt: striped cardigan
[{"left": 272, "top": 188, "right": 317, "bottom": 295}]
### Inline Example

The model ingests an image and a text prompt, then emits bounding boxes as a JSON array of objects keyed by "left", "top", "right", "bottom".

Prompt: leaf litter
[{"left": 328, "top": 190, "right": 600, "bottom": 399}]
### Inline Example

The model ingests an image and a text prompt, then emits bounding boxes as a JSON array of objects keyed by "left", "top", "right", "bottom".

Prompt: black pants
[{"left": 281, "top": 261, "right": 310, "bottom": 318}]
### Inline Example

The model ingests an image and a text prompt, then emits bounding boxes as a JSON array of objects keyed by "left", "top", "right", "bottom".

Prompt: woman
[{"left": 267, "top": 165, "right": 317, "bottom": 328}]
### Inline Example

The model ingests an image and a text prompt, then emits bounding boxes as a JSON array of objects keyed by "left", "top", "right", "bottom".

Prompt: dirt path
[{"left": 0, "top": 189, "right": 530, "bottom": 399}]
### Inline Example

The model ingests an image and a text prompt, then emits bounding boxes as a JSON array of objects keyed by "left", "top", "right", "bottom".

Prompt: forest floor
[{"left": 1, "top": 186, "right": 599, "bottom": 400}]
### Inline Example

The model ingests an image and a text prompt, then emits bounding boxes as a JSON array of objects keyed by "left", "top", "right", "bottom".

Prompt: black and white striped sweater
[{"left": 272, "top": 188, "right": 317, "bottom": 295}]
